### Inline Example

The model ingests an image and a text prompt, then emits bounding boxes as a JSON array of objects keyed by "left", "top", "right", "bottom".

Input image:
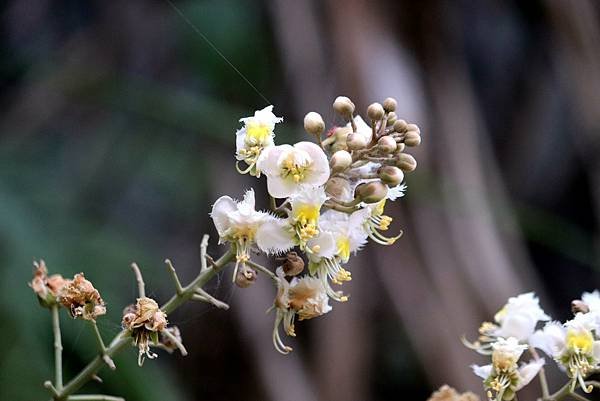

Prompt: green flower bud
[
  {"left": 387, "top": 111, "right": 397, "bottom": 125},
  {"left": 355, "top": 181, "right": 388, "bottom": 203},
  {"left": 393, "top": 119, "right": 408, "bottom": 133},
  {"left": 383, "top": 97, "right": 397, "bottom": 112},
  {"left": 396, "top": 153, "right": 417, "bottom": 172},
  {"left": 367, "top": 102, "right": 385, "bottom": 121},
  {"left": 404, "top": 131, "right": 421, "bottom": 147},
  {"left": 378, "top": 166, "right": 404, "bottom": 186},
  {"left": 304, "top": 112, "right": 325, "bottom": 135},
  {"left": 330, "top": 150, "right": 352, "bottom": 172},
  {"left": 377, "top": 136, "right": 397, "bottom": 153},
  {"left": 333, "top": 96, "right": 355, "bottom": 117}
]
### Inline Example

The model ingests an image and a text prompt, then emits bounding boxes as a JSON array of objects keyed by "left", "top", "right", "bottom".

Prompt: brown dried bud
[
  {"left": 404, "top": 131, "right": 421, "bottom": 147},
  {"left": 377, "top": 136, "right": 397, "bottom": 153},
  {"left": 427, "top": 385, "right": 480, "bottom": 401},
  {"left": 235, "top": 264, "right": 257, "bottom": 288},
  {"left": 367, "top": 102, "right": 385, "bottom": 121},
  {"left": 59, "top": 273, "right": 106, "bottom": 320},
  {"left": 303, "top": 112, "right": 325, "bottom": 135},
  {"left": 571, "top": 300, "right": 590, "bottom": 315},
  {"left": 280, "top": 252, "right": 305, "bottom": 276},
  {"left": 29, "top": 260, "right": 67, "bottom": 306},
  {"left": 393, "top": 119, "right": 408, "bottom": 133},
  {"left": 396, "top": 153, "right": 417, "bottom": 172},
  {"left": 378, "top": 166, "right": 405, "bottom": 187},
  {"left": 333, "top": 96, "right": 355, "bottom": 117},
  {"left": 383, "top": 97, "right": 397, "bottom": 112},
  {"left": 355, "top": 181, "right": 388, "bottom": 203},
  {"left": 330, "top": 150, "right": 352, "bottom": 173},
  {"left": 346, "top": 132, "right": 368, "bottom": 150}
]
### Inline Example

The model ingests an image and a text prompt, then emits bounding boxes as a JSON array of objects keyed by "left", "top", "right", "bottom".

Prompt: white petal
[
  {"left": 516, "top": 359, "right": 545, "bottom": 391},
  {"left": 255, "top": 218, "right": 295, "bottom": 255},
  {"left": 471, "top": 364, "right": 492, "bottom": 379},
  {"left": 348, "top": 115, "right": 372, "bottom": 142},
  {"left": 529, "top": 322, "right": 565, "bottom": 358},
  {"left": 582, "top": 290, "right": 600, "bottom": 312},
  {"left": 307, "top": 231, "right": 337, "bottom": 261},
  {"left": 238, "top": 189, "right": 256, "bottom": 212},
  {"left": 496, "top": 313, "right": 538, "bottom": 342},
  {"left": 387, "top": 184, "right": 406, "bottom": 201},
  {"left": 235, "top": 128, "right": 247, "bottom": 155},
  {"left": 593, "top": 341, "right": 600, "bottom": 361},
  {"left": 256, "top": 144, "right": 289, "bottom": 177},
  {"left": 266, "top": 175, "right": 298, "bottom": 198},
  {"left": 210, "top": 196, "right": 237, "bottom": 236},
  {"left": 294, "top": 141, "right": 330, "bottom": 186}
]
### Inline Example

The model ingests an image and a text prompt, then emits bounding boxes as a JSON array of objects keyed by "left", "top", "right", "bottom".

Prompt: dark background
[{"left": 2, "top": 1, "right": 599, "bottom": 400}]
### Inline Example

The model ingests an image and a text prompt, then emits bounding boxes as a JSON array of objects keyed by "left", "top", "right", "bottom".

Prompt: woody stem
[{"left": 51, "top": 304, "right": 63, "bottom": 391}]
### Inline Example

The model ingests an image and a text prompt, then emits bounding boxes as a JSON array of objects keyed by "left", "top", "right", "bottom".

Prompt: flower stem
[
  {"left": 569, "top": 392, "right": 592, "bottom": 401},
  {"left": 130, "top": 263, "right": 145, "bottom": 298},
  {"left": 545, "top": 381, "right": 573, "bottom": 401},
  {"left": 67, "top": 395, "right": 125, "bottom": 401},
  {"left": 530, "top": 348, "right": 549, "bottom": 399},
  {"left": 245, "top": 259, "right": 278, "bottom": 282},
  {"left": 52, "top": 247, "right": 236, "bottom": 400},
  {"left": 51, "top": 304, "right": 63, "bottom": 391},
  {"left": 90, "top": 321, "right": 115, "bottom": 370}
]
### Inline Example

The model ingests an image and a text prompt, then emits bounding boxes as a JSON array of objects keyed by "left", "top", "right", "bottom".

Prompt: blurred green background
[{"left": 2, "top": 1, "right": 600, "bottom": 400}]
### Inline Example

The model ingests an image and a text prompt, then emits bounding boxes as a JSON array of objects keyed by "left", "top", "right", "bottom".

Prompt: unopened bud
[
  {"left": 395, "top": 143, "right": 406, "bottom": 153},
  {"left": 333, "top": 96, "right": 355, "bottom": 117},
  {"left": 304, "top": 112, "right": 325, "bottom": 135},
  {"left": 346, "top": 132, "right": 368, "bottom": 150},
  {"left": 387, "top": 112, "right": 397, "bottom": 125},
  {"left": 367, "top": 102, "right": 385, "bottom": 121},
  {"left": 325, "top": 177, "right": 352, "bottom": 200},
  {"left": 393, "top": 119, "right": 408, "bottom": 133},
  {"left": 280, "top": 252, "right": 305, "bottom": 276},
  {"left": 571, "top": 300, "right": 590, "bottom": 314},
  {"left": 377, "top": 136, "right": 397, "bottom": 153},
  {"left": 396, "top": 153, "right": 417, "bottom": 172},
  {"left": 330, "top": 150, "right": 352, "bottom": 172},
  {"left": 235, "top": 264, "right": 257, "bottom": 288},
  {"left": 355, "top": 181, "right": 388, "bottom": 203},
  {"left": 378, "top": 166, "right": 404, "bottom": 187},
  {"left": 404, "top": 131, "right": 421, "bottom": 147},
  {"left": 406, "top": 123, "right": 420, "bottom": 134},
  {"left": 383, "top": 97, "right": 397, "bottom": 112}
]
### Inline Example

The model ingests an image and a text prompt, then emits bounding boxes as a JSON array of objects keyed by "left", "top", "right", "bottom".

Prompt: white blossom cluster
[
  {"left": 465, "top": 291, "right": 600, "bottom": 401},
  {"left": 211, "top": 96, "right": 421, "bottom": 353}
]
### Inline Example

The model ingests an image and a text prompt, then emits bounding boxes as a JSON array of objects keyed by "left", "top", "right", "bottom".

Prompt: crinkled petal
[
  {"left": 307, "top": 231, "right": 337, "bottom": 261},
  {"left": 210, "top": 196, "right": 237, "bottom": 236},
  {"left": 516, "top": 358, "right": 545, "bottom": 391},
  {"left": 256, "top": 218, "right": 295, "bottom": 254},
  {"left": 471, "top": 364, "right": 492, "bottom": 380},
  {"left": 529, "top": 321, "right": 566, "bottom": 358},
  {"left": 387, "top": 184, "right": 407, "bottom": 201}
]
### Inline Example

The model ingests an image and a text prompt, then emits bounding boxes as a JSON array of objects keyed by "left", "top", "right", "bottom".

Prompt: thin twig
[
  {"left": 164, "top": 259, "right": 183, "bottom": 294},
  {"left": 90, "top": 321, "right": 115, "bottom": 370},
  {"left": 67, "top": 395, "right": 125, "bottom": 401},
  {"left": 192, "top": 288, "right": 230, "bottom": 310},
  {"left": 245, "top": 259, "right": 278, "bottom": 282},
  {"left": 530, "top": 348, "right": 549, "bottom": 399},
  {"left": 51, "top": 305, "right": 63, "bottom": 391},
  {"left": 130, "top": 263, "right": 145, "bottom": 298},
  {"left": 200, "top": 234, "right": 209, "bottom": 272},
  {"left": 161, "top": 328, "right": 188, "bottom": 356}
]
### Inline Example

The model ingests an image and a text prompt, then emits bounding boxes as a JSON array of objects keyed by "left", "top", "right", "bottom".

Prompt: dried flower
[
  {"left": 122, "top": 297, "right": 168, "bottom": 366},
  {"left": 427, "top": 385, "right": 480, "bottom": 401},
  {"left": 29, "top": 260, "right": 67, "bottom": 306},
  {"left": 59, "top": 273, "right": 106, "bottom": 320},
  {"left": 279, "top": 252, "right": 305, "bottom": 277}
]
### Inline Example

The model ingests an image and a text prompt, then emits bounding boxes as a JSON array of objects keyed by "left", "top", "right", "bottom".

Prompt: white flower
[
  {"left": 493, "top": 292, "right": 550, "bottom": 342},
  {"left": 351, "top": 200, "right": 402, "bottom": 246},
  {"left": 530, "top": 315, "right": 600, "bottom": 393},
  {"left": 386, "top": 183, "right": 406, "bottom": 201},
  {"left": 271, "top": 268, "right": 331, "bottom": 354},
  {"left": 471, "top": 337, "right": 544, "bottom": 401},
  {"left": 578, "top": 290, "right": 600, "bottom": 331},
  {"left": 235, "top": 105, "right": 283, "bottom": 176},
  {"left": 211, "top": 189, "right": 292, "bottom": 279},
  {"left": 288, "top": 186, "right": 328, "bottom": 247},
  {"left": 256, "top": 142, "right": 330, "bottom": 198}
]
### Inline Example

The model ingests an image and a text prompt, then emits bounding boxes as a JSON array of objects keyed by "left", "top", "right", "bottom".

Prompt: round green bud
[
  {"left": 355, "top": 181, "right": 388, "bottom": 203},
  {"left": 383, "top": 97, "right": 397, "bottom": 112},
  {"left": 367, "top": 102, "right": 385, "bottom": 121},
  {"left": 333, "top": 96, "right": 355, "bottom": 117},
  {"left": 387, "top": 111, "right": 397, "bottom": 125},
  {"left": 378, "top": 166, "right": 404, "bottom": 187},
  {"left": 404, "top": 131, "right": 421, "bottom": 147},
  {"left": 304, "top": 112, "right": 325, "bottom": 135},
  {"left": 393, "top": 119, "right": 408, "bottom": 133},
  {"left": 377, "top": 135, "right": 397, "bottom": 153},
  {"left": 330, "top": 150, "right": 352, "bottom": 173},
  {"left": 396, "top": 153, "right": 417, "bottom": 172}
]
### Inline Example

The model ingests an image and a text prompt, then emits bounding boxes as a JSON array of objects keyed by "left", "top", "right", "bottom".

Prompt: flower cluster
[
  {"left": 213, "top": 96, "right": 421, "bottom": 353},
  {"left": 464, "top": 291, "right": 600, "bottom": 401},
  {"left": 122, "top": 297, "right": 170, "bottom": 366}
]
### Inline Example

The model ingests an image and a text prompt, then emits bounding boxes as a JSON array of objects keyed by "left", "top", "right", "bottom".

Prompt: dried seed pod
[
  {"left": 333, "top": 96, "right": 355, "bottom": 117},
  {"left": 304, "top": 112, "right": 325, "bottom": 135},
  {"left": 377, "top": 136, "right": 397, "bottom": 153},
  {"left": 235, "top": 264, "right": 257, "bottom": 288},
  {"left": 367, "top": 102, "right": 385, "bottom": 121},
  {"left": 396, "top": 153, "right": 417, "bottom": 172},
  {"left": 404, "top": 131, "right": 422, "bottom": 147},
  {"left": 378, "top": 165, "right": 404, "bottom": 187},
  {"left": 280, "top": 252, "right": 305, "bottom": 276}
]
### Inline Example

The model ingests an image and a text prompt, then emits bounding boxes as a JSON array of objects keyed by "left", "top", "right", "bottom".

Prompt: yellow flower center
[
  {"left": 293, "top": 204, "right": 320, "bottom": 226},
  {"left": 566, "top": 329, "right": 594, "bottom": 354},
  {"left": 337, "top": 236, "right": 351, "bottom": 262},
  {"left": 374, "top": 199, "right": 387, "bottom": 216},
  {"left": 281, "top": 154, "right": 311, "bottom": 183},
  {"left": 245, "top": 122, "right": 270, "bottom": 145},
  {"left": 231, "top": 226, "right": 257, "bottom": 241}
]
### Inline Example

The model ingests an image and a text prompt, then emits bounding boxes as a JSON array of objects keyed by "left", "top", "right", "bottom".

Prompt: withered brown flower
[
  {"left": 427, "top": 385, "right": 480, "bottom": 401},
  {"left": 122, "top": 297, "right": 168, "bottom": 366},
  {"left": 58, "top": 273, "right": 106, "bottom": 320},
  {"left": 29, "top": 260, "right": 67, "bottom": 307}
]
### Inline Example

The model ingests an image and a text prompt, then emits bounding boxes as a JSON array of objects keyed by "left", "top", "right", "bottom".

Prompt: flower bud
[
  {"left": 396, "top": 153, "right": 417, "bottom": 172},
  {"left": 355, "top": 181, "right": 388, "bottom": 203},
  {"left": 325, "top": 177, "right": 352, "bottom": 200},
  {"left": 235, "top": 264, "right": 257, "bottom": 288},
  {"left": 395, "top": 143, "right": 406, "bottom": 153},
  {"left": 393, "top": 119, "right": 408, "bottom": 133},
  {"left": 367, "top": 102, "right": 385, "bottom": 121},
  {"left": 333, "top": 96, "right": 355, "bottom": 117},
  {"left": 383, "top": 97, "right": 397, "bottom": 112},
  {"left": 346, "top": 132, "right": 368, "bottom": 150},
  {"left": 404, "top": 131, "right": 421, "bottom": 147},
  {"left": 377, "top": 136, "right": 397, "bottom": 153},
  {"left": 406, "top": 123, "right": 420, "bottom": 133},
  {"left": 330, "top": 150, "right": 352, "bottom": 172},
  {"left": 571, "top": 300, "right": 590, "bottom": 315},
  {"left": 304, "top": 112, "right": 325, "bottom": 135},
  {"left": 378, "top": 166, "right": 404, "bottom": 186},
  {"left": 387, "top": 111, "right": 397, "bottom": 125},
  {"left": 280, "top": 252, "right": 305, "bottom": 276}
]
